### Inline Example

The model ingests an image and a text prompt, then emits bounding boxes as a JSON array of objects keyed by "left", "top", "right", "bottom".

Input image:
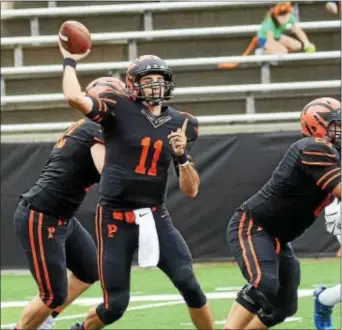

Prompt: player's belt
[
  {"left": 112, "top": 206, "right": 157, "bottom": 224},
  {"left": 112, "top": 210, "right": 136, "bottom": 224}
]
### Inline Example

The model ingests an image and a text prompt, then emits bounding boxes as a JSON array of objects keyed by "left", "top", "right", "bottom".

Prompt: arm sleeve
[
  {"left": 300, "top": 142, "right": 341, "bottom": 194},
  {"left": 85, "top": 91, "right": 121, "bottom": 124}
]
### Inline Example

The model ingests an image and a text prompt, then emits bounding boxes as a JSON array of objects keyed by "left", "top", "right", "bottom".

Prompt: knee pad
[
  {"left": 172, "top": 264, "right": 207, "bottom": 308},
  {"left": 236, "top": 284, "right": 276, "bottom": 315},
  {"left": 257, "top": 303, "right": 297, "bottom": 328},
  {"left": 96, "top": 290, "right": 130, "bottom": 325},
  {"left": 40, "top": 290, "right": 67, "bottom": 309},
  {"left": 257, "top": 293, "right": 298, "bottom": 327}
]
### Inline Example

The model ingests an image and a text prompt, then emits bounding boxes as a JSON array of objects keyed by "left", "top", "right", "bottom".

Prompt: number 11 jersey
[{"left": 86, "top": 91, "right": 198, "bottom": 210}]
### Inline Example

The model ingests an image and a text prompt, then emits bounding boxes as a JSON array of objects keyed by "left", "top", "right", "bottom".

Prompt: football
[{"left": 59, "top": 20, "right": 91, "bottom": 54}]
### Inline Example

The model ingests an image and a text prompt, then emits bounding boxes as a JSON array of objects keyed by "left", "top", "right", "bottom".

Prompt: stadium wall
[{"left": 1, "top": 131, "right": 339, "bottom": 269}]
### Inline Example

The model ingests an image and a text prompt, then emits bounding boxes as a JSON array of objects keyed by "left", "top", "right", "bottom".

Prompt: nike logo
[{"left": 139, "top": 213, "right": 148, "bottom": 217}]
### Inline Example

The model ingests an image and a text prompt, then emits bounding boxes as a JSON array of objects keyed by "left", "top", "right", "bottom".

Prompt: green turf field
[{"left": 1, "top": 259, "right": 340, "bottom": 329}]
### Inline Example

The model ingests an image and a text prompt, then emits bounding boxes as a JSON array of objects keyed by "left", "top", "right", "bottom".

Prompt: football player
[
  {"left": 224, "top": 97, "right": 341, "bottom": 329},
  {"left": 59, "top": 42, "right": 215, "bottom": 330}
]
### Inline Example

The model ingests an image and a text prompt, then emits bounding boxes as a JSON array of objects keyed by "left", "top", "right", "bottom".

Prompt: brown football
[{"left": 59, "top": 20, "right": 91, "bottom": 54}]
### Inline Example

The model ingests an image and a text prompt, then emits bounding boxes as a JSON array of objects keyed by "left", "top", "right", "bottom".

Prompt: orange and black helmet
[
  {"left": 272, "top": 2, "right": 293, "bottom": 16},
  {"left": 300, "top": 97, "right": 341, "bottom": 148},
  {"left": 85, "top": 76, "right": 126, "bottom": 97},
  {"left": 125, "top": 55, "right": 174, "bottom": 105}
]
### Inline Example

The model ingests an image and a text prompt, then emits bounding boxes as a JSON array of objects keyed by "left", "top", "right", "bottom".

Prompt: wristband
[
  {"left": 63, "top": 58, "right": 76, "bottom": 69},
  {"left": 177, "top": 152, "right": 189, "bottom": 166}
]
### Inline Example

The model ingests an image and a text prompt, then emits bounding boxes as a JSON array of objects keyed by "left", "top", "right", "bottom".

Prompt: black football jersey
[
  {"left": 242, "top": 136, "right": 341, "bottom": 243},
  {"left": 85, "top": 91, "right": 198, "bottom": 209},
  {"left": 22, "top": 119, "right": 104, "bottom": 219}
]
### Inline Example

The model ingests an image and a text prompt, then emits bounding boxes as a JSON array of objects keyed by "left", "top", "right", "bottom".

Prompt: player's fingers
[
  {"left": 168, "top": 132, "right": 182, "bottom": 140},
  {"left": 181, "top": 118, "right": 189, "bottom": 133}
]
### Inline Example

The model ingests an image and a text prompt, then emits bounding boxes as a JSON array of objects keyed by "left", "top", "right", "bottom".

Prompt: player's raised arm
[
  {"left": 59, "top": 40, "right": 119, "bottom": 124},
  {"left": 58, "top": 39, "right": 93, "bottom": 114},
  {"left": 169, "top": 117, "right": 200, "bottom": 198}
]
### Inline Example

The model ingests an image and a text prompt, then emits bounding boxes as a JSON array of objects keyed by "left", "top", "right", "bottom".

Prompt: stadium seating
[{"left": 0, "top": 1, "right": 341, "bottom": 129}]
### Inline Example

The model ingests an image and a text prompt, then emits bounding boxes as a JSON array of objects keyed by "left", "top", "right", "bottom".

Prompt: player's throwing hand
[
  {"left": 58, "top": 39, "right": 90, "bottom": 62},
  {"left": 168, "top": 118, "right": 188, "bottom": 156}
]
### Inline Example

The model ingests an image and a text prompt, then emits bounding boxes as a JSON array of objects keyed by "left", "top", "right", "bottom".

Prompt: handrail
[
  {"left": 1, "top": 80, "right": 340, "bottom": 105},
  {"left": 1, "top": 112, "right": 302, "bottom": 133},
  {"left": 1, "top": 1, "right": 270, "bottom": 20},
  {"left": 1, "top": 21, "right": 340, "bottom": 47},
  {"left": 1, "top": 51, "right": 340, "bottom": 77}
]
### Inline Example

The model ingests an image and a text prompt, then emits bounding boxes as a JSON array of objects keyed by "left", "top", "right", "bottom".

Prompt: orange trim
[
  {"left": 302, "top": 161, "right": 336, "bottom": 166},
  {"left": 322, "top": 172, "right": 341, "bottom": 190},
  {"left": 94, "top": 137, "right": 104, "bottom": 144},
  {"left": 29, "top": 210, "right": 45, "bottom": 300},
  {"left": 275, "top": 238, "right": 281, "bottom": 255},
  {"left": 100, "top": 98, "right": 117, "bottom": 106},
  {"left": 38, "top": 213, "right": 53, "bottom": 307},
  {"left": 238, "top": 212, "right": 253, "bottom": 280},
  {"left": 302, "top": 151, "right": 336, "bottom": 159},
  {"left": 97, "top": 98, "right": 102, "bottom": 112},
  {"left": 94, "top": 206, "right": 102, "bottom": 307},
  {"left": 113, "top": 211, "right": 124, "bottom": 221},
  {"left": 54, "top": 306, "right": 62, "bottom": 313},
  {"left": 317, "top": 168, "right": 340, "bottom": 186},
  {"left": 247, "top": 219, "right": 262, "bottom": 287},
  {"left": 98, "top": 206, "right": 109, "bottom": 309}
]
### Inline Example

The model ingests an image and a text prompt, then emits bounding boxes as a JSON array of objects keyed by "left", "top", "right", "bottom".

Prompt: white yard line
[
  {"left": 0, "top": 301, "right": 184, "bottom": 329},
  {"left": 181, "top": 317, "right": 303, "bottom": 326},
  {"left": 1, "top": 289, "right": 315, "bottom": 308}
]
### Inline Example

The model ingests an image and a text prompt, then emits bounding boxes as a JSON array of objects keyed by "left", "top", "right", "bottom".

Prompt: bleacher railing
[
  {"left": 1, "top": 112, "right": 302, "bottom": 133},
  {"left": 2, "top": 80, "right": 340, "bottom": 115},
  {"left": 0, "top": 1, "right": 271, "bottom": 19},
  {"left": 2, "top": 21, "right": 339, "bottom": 47},
  {"left": 2, "top": 51, "right": 340, "bottom": 77}
]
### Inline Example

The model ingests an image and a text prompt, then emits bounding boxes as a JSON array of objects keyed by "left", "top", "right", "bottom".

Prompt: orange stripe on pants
[
  {"left": 247, "top": 219, "right": 262, "bottom": 288},
  {"left": 238, "top": 212, "right": 253, "bottom": 281},
  {"left": 96, "top": 205, "right": 109, "bottom": 309},
  {"left": 37, "top": 212, "right": 54, "bottom": 307},
  {"left": 29, "top": 210, "right": 45, "bottom": 301}
]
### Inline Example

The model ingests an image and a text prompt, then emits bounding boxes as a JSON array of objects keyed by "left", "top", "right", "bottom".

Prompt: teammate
[
  {"left": 12, "top": 77, "right": 124, "bottom": 330},
  {"left": 314, "top": 198, "right": 341, "bottom": 330},
  {"left": 59, "top": 41, "right": 215, "bottom": 330},
  {"left": 224, "top": 97, "right": 341, "bottom": 330}
]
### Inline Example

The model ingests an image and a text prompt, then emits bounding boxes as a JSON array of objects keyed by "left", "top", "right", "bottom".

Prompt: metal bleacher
[{"left": 0, "top": 0, "right": 341, "bottom": 139}]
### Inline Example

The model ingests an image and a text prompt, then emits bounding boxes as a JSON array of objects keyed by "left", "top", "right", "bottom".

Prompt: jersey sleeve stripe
[
  {"left": 302, "top": 151, "right": 337, "bottom": 159},
  {"left": 94, "top": 137, "right": 104, "bottom": 144},
  {"left": 317, "top": 167, "right": 340, "bottom": 186},
  {"left": 322, "top": 172, "right": 341, "bottom": 190},
  {"left": 100, "top": 98, "right": 117, "bottom": 106},
  {"left": 301, "top": 161, "right": 337, "bottom": 166}
]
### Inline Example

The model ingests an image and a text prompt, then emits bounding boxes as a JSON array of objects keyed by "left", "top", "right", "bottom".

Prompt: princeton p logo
[
  {"left": 107, "top": 224, "right": 118, "bottom": 238},
  {"left": 47, "top": 227, "right": 56, "bottom": 239}
]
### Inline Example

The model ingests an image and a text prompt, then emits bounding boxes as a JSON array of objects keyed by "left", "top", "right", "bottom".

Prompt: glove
[
  {"left": 304, "top": 42, "right": 316, "bottom": 53},
  {"left": 325, "top": 199, "right": 341, "bottom": 242}
]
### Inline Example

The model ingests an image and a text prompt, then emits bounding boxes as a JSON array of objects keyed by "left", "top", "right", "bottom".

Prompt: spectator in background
[
  {"left": 257, "top": 2, "right": 316, "bottom": 54},
  {"left": 326, "top": 1, "right": 341, "bottom": 16},
  {"left": 218, "top": 2, "right": 316, "bottom": 69}
]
